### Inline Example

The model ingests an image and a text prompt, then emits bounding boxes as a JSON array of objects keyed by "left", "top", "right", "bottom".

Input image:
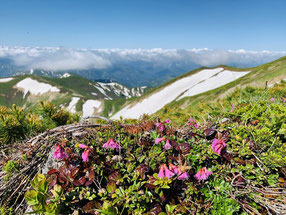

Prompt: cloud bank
[{"left": 0, "top": 46, "right": 285, "bottom": 71}]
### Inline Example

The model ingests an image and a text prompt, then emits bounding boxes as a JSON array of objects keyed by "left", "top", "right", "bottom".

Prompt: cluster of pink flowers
[
  {"left": 194, "top": 167, "right": 212, "bottom": 181},
  {"left": 155, "top": 137, "right": 172, "bottom": 150},
  {"left": 158, "top": 163, "right": 189, "bottom": 180},
  {"left": 156, "top": 118, "right": 171, "bottom": 132},
  {"left": 53, "top": 145, "right": 68, "bottom": 160},
  {"left": 211, "top": 138, "right": 226, "bottom": 155},
  {"left": 188, "top": 118, "right": 199, "bottom": 128},
  {"left": 79, "top": 144, "right": 91, "bottom": 162},
  {"left": 270, "top": 97, "right": 275, "bottom": 103},
  {"left": 102, "top": 138, "right": 121, "bottom": 151}
]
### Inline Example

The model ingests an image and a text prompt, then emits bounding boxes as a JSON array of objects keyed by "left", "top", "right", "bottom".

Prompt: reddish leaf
[
  {"left": 179, "top": 143, "right": 191, "bottom": 155},
  {"left": 234, "top": 158, "right": 246, "bottom": 165},
  {"left": 204, "top": 128, "right": 217, "bottom": 140},
  {"left": 73, "top": 176, "right": 86, "bottom": 186},
  {"left": 58, "top": 174, "right": 67, "bottom": 184},
  {"left": 170, "top": 141, "right": 179, "bottom": 151},
  {"left": 108, "top": 171, "right": 121, "bottom": 182},
  {"left": 49, "top": 175, "right": 58, "bottom": 190},
  {"left": 188, "top": 131, "right": 198, "bottom": 138},
  {"left": 147, "top": 203, "right": 162, "bottom": 215},
  {"left": 221, "top": 149, "right": 233, "bottom": 162},
  {"left": 222, "top": 152, "right": 233, "bottom": 162},
  {"left": 70, "top": 168, "right": 79, "bottom": 179},
  {"left": 221, "top": 131, "right": 230, "bottom": 143},
  {"left": 82, "top": 201, "right": 101, "bottom": 215},
  {"left": 135, "top": 164, "right": 150, "bottom": 180},
  {"left": 88, "top": 169, "right": 95, "bottom": 181},
  {"left": 85, "top": 180, "right": 93, "bottom": 186},
  {"left": 47, "top": 169, "right": 59, "bottom": 175},
  {"left": 145, "top": 176, "right": 156, "bottom": 189}
]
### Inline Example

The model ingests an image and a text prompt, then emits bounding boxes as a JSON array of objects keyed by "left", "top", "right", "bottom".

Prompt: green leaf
[
  {"left": 107, "top": 182, "right": 116, "bottom": 194},
  {"left": 44, "top": 203, "right": 57, "bottom": 214},
  {"left": 166, "top": 204, "right": 177, "bottom": 213},
  {"left": 51, "top": 184, "right": 63, "bottom": 200},
  {"left": 31, "top": 173, "right": 47, "bottom": 193},
  {"left": 24, "top": 190, "right": 39, "bottom": 206}
]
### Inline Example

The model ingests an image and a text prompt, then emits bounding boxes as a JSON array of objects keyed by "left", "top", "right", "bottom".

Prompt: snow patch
[
  {"left": 61, "top": 73, "right": 71, "bottom": 78},
  {"left": 82, "top": 100, "right": 102, "bottom": 118},
  {"left": 67, "top": 97, "right": 80, "bottom": 113},
  {"left": 111, "top": 68, "right": 250, "bottom": 119},
  {"left": 16, "top": 78, "right": 60, "bottom": 98},
  {"left": 177, "top": 70, "right": 249, "bottom": 99},
  {"left": 0, "top": 77, "right": 13, "bottom": 82},
  {"left": 94, "top": 85, "right": 113, "bottom": 100}
]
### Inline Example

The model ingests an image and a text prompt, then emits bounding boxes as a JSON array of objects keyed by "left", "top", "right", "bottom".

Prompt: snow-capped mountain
[{"left": 0, "top": 73, "right": 148, "bottom": 118}]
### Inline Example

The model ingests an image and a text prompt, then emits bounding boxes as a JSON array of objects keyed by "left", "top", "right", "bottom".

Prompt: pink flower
[
  {"left": 157, "top": 164, "right": 175, "bottom": 178},
  {"left": 155, "top": 122, "right": 164, "bottom": 131},
  {"left": 155, "top": 122, "right": 162, "bottom": 127},
  {"left": 158, "top": 165, "right": 165, "bottom": 178},
  {"left": 53, "top": 145, "right": 68, "bottom": 160},
  {"left": 79, "top": 144, "right": 89, "bottom": 149},
  {"left": 164, "top": 118, "right": 171, "bottom": 123},
  {"left": 164, "top": 139, "right": 172, "bottom": 150},
  {"left": 270, "top": 97, "right": 275, "bottom": 103},
  {"left": 211, "top": 138, "right": 226, "bottom": 155},
  {"left": 194, "top": 167, "right": 212, "bottom": 181},
  {"left": 188, "top": 118, "right": 199, "bottom": 128},
  {"left": 103, "top": 138, "right": 121, "bottom": 151},
  {"left": 156, "top": 119, "right": 170, "bottom": 132},
  {"left": 232, "top": 104, "right": 235, "bottom": 109},
  {"left": 164, "top": 164, "right": 175, "bottom": 178},
  {"left": 169, "top": 163, "right": 179, "bottom": 174},
  {"left": 177, "top": 170, "right": 189, "bottom": 180},
  {"left": 82, "top": 149, "right": 90, "bottom": 162},
  {"left": 155, "top": 137, "right": 166, "bottom": 144}
]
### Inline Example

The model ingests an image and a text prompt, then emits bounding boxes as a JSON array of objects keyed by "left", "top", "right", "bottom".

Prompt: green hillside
[
  {"left": 110, "top": 56, "right": 286, "bottom": 122},
  {"left": 0, "top": 74, "right": 148, "bottom": 116},
  {"left": 155, "top": 56, "right": 286, "bottom": 124}
]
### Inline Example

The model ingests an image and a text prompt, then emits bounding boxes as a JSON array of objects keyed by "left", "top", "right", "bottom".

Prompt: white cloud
[{"left": 0, "top": 46, "right": 285, "bottom": 71}]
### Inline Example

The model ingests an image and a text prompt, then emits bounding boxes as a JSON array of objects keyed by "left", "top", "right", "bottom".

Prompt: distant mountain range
[
  {"left": 0, "top": 73, "right": 148, "bottom": 118},
  {"left": 0, "top": 61, "right": 198, "bottom": 87},
  {"left": 1, "top": 55, "right": 286, "bottom": 120},
  {"left": 1, "top": 47, "right": 285, "bottom": 87}
]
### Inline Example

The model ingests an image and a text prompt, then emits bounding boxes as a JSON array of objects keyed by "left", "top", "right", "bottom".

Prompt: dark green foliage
[{"left": 0, "top": 101, "right": 80, "bottom": 146}]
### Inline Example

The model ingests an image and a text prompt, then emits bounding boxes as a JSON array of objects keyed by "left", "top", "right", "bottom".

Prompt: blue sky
[{"left": 0, "top": 0, "right": 285, "bottom": 50}]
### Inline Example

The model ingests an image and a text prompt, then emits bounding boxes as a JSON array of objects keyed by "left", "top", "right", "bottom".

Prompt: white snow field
[
  {"left": 177, "top": 70, "right": 249, "bottom": 100},
  {"left": 111, "top": 68, "right": 250, "bottom": 119},
  {"left": 0, "top": 77, "right": 13, "bottom": 82},
  {"left": 67, "top": 97, "right": 80, "bottom": 113},
  {"left": 82, "top": 100, "right": 102, "bottom": 118},
  {"left": 61, "top": 73, "right": 71, "bottom": 78},
  {"left": 16, "top": 78, "right": 60, "bottom": 98}
]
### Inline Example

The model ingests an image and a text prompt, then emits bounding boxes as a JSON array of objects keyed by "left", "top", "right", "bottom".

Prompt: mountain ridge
[
  {"left": 0, "top": 73, "right": 148, "bottom": 118},
  {"left": 111, "top": 56, "right": 286, "bottom": 120}
]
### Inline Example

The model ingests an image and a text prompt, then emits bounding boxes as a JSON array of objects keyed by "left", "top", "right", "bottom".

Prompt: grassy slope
[
  {"left": 0, "top": 74, "right": 148, "bottom": 115},
  {"left": 0, "top": 75, "right": 86, "bottom": 109},
  {"left": 154, "top": 56, "right": 286, "bottom": 124},
  {"left": 111, "top": 56, "right": 286, "bottom": 119}
]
